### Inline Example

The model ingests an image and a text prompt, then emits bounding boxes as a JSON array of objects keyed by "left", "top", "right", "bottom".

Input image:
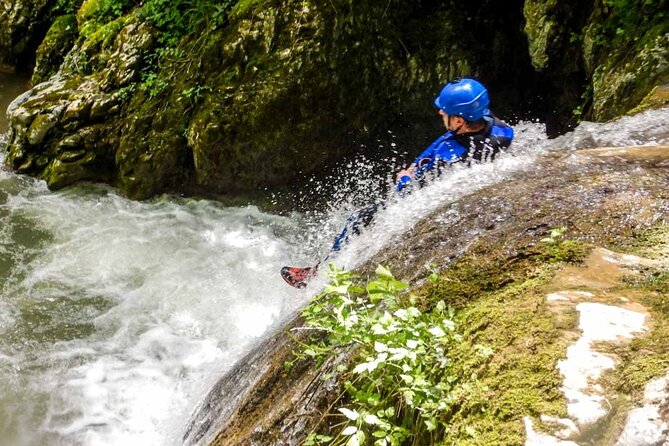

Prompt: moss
[
  {"left": 601, "top": 275, "right": 669, "bottom": 402},
  {"left": 81, "top": 14, "right": 133, "bottom": 48},
  {"left": 229, "top": 0, "right": 267, "bottom": 19},
  {"left": 439, "top": 272, "right": 570, "bottom": 444},
  {"left": 77, "top": 0, "right": 103, "bottom": 25},
  {"left": 613, "top": 225, "right": 669, "bottom": 261},
  {"left": 627, "top": 84, "right": 669, "bottom": 116},
  {"left": 598, "top": 227, "right": 669, "bottom": 404},
  {"left": 32, "top": 14, "right": 78, "bottom": 84},
  {"left": 398, "top": 241, "right": 592, "bottom": 444},
  {"left": 523, "top": 0, "right": 559, "bottom": 70},
  {"left": 587, "top": 0, "right": 669, "bottom": 120},
  {"left": 421, "top": 239, "right": 589, "bottom": 310}
]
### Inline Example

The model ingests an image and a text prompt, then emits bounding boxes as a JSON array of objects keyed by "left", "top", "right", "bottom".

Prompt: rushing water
[{"left": 1, "top": 74, "right": 669, "bottom": 445}]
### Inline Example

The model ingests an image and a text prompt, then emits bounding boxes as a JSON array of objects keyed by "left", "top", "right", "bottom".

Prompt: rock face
[
  {"left": 0, "top": 0, "right": 58, "bottom": 71},
  {"left": 2, "top": 0, "right": 668, "bottom": 199},
  {"left": 0, "top": 0, "right": 535, "bottom": 199},
  {"left": 523, "top": 0, "right": 669, "bottom": 121},
  {"left": 32, "top": 14, "right": 77, "bottom": 84},
  {"left": 183, "top": 145, "right": 669, "bottom": 445},
  {"left": 5, "top": 19, "right": 156, "bottom": 191}
]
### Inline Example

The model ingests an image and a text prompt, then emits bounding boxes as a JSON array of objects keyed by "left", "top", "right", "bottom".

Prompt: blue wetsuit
[
  {"left": 397, "top": 115, "right": 514, "bottom": 191},
  {"left": 332, "top": 115, "right": 514, "bottom": 251}
]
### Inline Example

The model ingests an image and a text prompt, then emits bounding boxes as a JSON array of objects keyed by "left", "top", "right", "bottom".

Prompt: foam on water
[
  {"left": 0, "top": 108, "right": 667, "bottom": 445},
  {"left": 0, "top": 181, "right": 306, "bottom": 445}
]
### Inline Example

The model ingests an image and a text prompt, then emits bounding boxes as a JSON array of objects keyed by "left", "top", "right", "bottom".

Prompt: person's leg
[{"left": 331, "top": 202, "right": 382, "bottom": 251}]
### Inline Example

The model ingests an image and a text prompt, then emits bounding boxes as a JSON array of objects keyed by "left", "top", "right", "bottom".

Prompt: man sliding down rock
[{"left": 281, "top": 78, "right": 514, "bottom": 288}]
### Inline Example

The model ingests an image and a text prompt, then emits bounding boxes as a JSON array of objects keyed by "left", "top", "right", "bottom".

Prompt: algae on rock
[
  {"left": 184, "top": 145, "right": 669, "bottom": 445},
  {"left": 32, "top": 14, "right": 78, "bottom": 84}
]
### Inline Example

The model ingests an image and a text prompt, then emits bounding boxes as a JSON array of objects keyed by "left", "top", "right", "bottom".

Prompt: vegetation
[
  {"left": 601, "top": 227, "right": 669, "bottom": 401},
  {"left": 295, "top": 232, "right": 587, "bottom": 445},
  {"left": 298, "top": 265, "right": 480, "bottom": 446},
  {"left": 598, "top": 0, "right": 668, "bottom": 49}
]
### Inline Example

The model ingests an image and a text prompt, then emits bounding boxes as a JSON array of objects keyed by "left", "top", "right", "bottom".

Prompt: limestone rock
[
  {"left": 523, "top": 0, "right": 559, "bottom": 70},
  {"left": 32, "top": 14, "right": 77, "bottom": 84},
  {"left": 4, "top": 19, "right": 156, "bottom": 191},
  {"left": 0, "top": 0, "right": 58, "bottom": 70},
  {"left": 592, "top": 34, "right": 669, "bottom": 121},
  {"left": 26, "top": 112, "right": 59, "bottom": 144}
]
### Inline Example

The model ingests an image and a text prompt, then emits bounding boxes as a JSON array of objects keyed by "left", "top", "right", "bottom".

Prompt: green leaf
[
  {"left": 425, "top": 418, "right": 438, "bottom": 431},
  {"left": 364, "top": 414, "right": 381, "bottom": 425},
  {"left": 342, "top": 425, "right": 357, "bottom": 436},
  {"left": 443, "top": 319, "right": 455, "bottom": 331},
  {"left": 428, "top": 326, "right": 446, "bottom": 337},
  {"left": 375, "top": 264, "right": 394, "bottom": 279},
  {"left": 403, "top": 390, "right": 415, "bottom": 406},
  {"left": 304, "top": 348, "right": 317, "bottom": 357},
  {"left": 393, "top": 309, "right": 408, "bottom": 320},
  {"left": 339, "top": 407, "right": 360, "bottom": 420}
]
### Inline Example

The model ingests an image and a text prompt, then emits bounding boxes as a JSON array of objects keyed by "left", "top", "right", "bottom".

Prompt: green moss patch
[
  {"left": 602, "top": 267, "right": 669, "bottom": 402},
  {"left": 418, "top": 241, "right": 586, "bottom": 444}
]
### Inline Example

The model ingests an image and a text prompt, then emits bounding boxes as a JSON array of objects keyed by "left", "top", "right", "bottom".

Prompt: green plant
[
  {"left": 298, "top": 265, "right": 480, "bottom": 445},
  {"left": 538, "top": 227, "right": 587, "bottom": 264},
  {"left": 182, "top": 85, "right": 212, "bottom": 103},
  {"left": 540, "top": 227, "right": 567, "bottom": 244},
  {"left": 140, "top": 71, "right": 168, "bottom": 98},
  {"left": 141, "top": 0, "right": 237, "bottom": 45},
  {"left": 117, "top": 84, "right": 136, "bottom": 101},
  {"left": 55, "top": 0, "right": 82, "bottom": 14}
]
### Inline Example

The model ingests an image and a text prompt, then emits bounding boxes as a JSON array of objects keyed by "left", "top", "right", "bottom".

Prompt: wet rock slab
[{"left": 185, "top": 145, "right": 669, "bottom": 445}]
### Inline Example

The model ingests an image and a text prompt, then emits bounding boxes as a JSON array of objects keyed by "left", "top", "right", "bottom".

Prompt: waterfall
[{"left": 2, "top": 70, "right": 668, "bottom": 444}]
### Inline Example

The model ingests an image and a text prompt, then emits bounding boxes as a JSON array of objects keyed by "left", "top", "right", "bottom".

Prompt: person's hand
[{"left": 395, "top": 166, "right": 414, "bottom": 182}]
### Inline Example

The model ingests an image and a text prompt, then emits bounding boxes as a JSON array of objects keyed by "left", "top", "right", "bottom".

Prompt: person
[
  {"left": 281, "top": 78, "right": 514, "bottom": 288},
  {"left": 331, "top": 77, "right": 514, "bottom": 251}
]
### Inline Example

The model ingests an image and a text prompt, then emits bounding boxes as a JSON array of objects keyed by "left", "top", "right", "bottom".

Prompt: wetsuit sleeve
[
  {"left": 396, "top": 136, "right": 441, "bottom": 191},
  {"left": 396, "top": 133, "right": 465, "bottom": 191}
]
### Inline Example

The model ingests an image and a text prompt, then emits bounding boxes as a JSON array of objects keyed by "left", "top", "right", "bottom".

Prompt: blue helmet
[{"left": 434, "top": 78, "right": 490, "bottom": 121}]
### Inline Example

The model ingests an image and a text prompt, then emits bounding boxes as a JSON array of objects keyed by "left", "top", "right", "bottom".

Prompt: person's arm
[{"left": 395, "top": 135, "right": 449, "bottom": 191}]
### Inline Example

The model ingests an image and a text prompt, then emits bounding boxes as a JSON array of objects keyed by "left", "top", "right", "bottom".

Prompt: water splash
[
  {"left": 547, "top": 108, "right": 669, "bottom": 150},
  {"left": 0, "top": 108, "right": 666, "bottom": 445}
]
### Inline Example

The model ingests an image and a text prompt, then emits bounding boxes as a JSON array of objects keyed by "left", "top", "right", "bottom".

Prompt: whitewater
[{"left": 2, "top": 73, "right": 668, "bottom": 445}]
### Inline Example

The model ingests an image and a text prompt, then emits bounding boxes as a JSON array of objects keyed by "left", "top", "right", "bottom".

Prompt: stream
[{"left": 1, "top": 72, "right": 668, "bottom": 445}]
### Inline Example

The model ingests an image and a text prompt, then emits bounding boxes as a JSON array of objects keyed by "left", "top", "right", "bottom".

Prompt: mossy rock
[
  {"left": 585, "top": 0, "right": 669, "bottom": 120},
  {"left": 523, "top": 0, "right": 560, "bottom": 70},
  {"left": 32, "top": 14, "right": 78, "bottom": 84},
  {"left": 0, "top": 0, "right": 59, "bottom": 69},
  {"left": 626, "top": 84, "right": 669, "bottom": 116}
]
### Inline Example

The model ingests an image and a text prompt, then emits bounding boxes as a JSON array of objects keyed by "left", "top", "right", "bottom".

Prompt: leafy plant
[
  {"left": 298, "top": 265, "right": 478, "bottom": 445},
  {"left": 141, "top": 0, "right": 238, "bottom": 45},
  {"left": 540, "top": 227, "right": 567, "bottom": 244},
  {"left": 140, "top": 71, "right": 168, "bottom": 98},
  {"left": 538, "top": 227, "right": 587, "bottom": 264},
  {"left": 182, "top": 85, "right": 212, "bottom": 103},
  {"left": 55, "top": 0, "right": 82, "bottom": 14}
]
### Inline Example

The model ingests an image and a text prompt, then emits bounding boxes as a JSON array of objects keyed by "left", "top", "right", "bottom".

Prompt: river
[{"left": 1, "top": 73, "right": 668, "bottom": 445}]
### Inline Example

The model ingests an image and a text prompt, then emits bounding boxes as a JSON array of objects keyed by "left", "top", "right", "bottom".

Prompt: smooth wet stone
[
  {"left": 27, "top": 113, "right": 58, "bottom": 145},
  {"left": 63, "top": 98, "right": 92, "bottom": 123},
  {"left": 90, "top": 95, "right": 120, "bottom": 120}
]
